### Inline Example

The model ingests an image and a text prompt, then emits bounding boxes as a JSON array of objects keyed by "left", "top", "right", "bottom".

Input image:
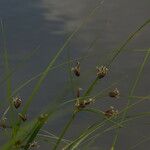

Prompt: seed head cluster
[
  {"left": 72, "top": 61, "right": 80, "bottom": 77},
  {"left": 104, "top": 106, "right": 119, "bottom": 118},
  {"left": 72, "top": 61, "right": 120, "bottom": 118},
  {"left": 96, "top": 66, "right": 109, "bottom": 79},
  {"left": 109, "top": 88, "right": 120, "bottom": 98},
  {"left": 13, "top": 96, "right": 22, "bottom": 109}
]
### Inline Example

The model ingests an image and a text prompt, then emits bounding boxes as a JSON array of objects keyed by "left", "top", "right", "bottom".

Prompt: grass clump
[{"left": 0, "top": 3, "right": 150, "bottom": 150}]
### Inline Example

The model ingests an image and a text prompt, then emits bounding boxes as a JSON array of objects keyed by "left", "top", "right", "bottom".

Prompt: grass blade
[
  {"left": 111, "top": 48, "right": 150, "bottom": 149},
  {"left": 84, "top": 19, "right": 150, "bottom": 98}
]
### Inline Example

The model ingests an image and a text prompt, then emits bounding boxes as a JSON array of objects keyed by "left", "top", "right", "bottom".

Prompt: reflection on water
[{"left": 0, "top": 0, "right": 150, "bottom": 149}]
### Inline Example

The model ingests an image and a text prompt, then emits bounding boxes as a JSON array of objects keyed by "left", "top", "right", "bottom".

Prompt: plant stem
[{"left": 53, "top": 112, "right": 77, "bottom": 150}]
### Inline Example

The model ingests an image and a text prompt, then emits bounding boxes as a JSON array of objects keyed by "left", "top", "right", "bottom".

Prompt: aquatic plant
[{"left": 0, "top": 2, "right": 150, "bottom": 150}]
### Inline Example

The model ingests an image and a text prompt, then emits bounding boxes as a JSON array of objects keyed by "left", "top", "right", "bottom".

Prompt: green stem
[
  {"left": 53, "top": 112, "right": 77, "bottom": 150},
  {"left": 85, "top": 19, "right": 150, "bottom": 98},
  {"left": 111, "top": 48, "right": 150, "bottom": 149}
]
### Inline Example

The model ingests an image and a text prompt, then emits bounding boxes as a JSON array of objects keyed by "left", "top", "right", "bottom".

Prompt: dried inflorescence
[
  {"left": 96, "top": 66, "right": 109, "bottom": 79},
  {"left": 104, "top": 106, "right": 119, "bottom": 118},
  {"left": 19, "top": 113, "right": 27, "bottom": 122},
  {"left": 75, "top": 98, "right": 95, "bottom": 110},
  {"left": 29, "top": 141, "right": 39, "bottom": 149},
  {"left": 109, "top": 88, "right": 120, "bottom": 98},
  {"left": 75, "top": 87, "right": 94, "bottom": 110},
  {"left": 13, "top": 96, "right": 22, "bottom": 109},
  {"left": 72, "top": 61, "right": 80, "bottom": 77}
]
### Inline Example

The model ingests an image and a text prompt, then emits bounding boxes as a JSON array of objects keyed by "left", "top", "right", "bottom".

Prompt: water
[{"left": 0, "top": 0, "right": 150, "bottom": 149}]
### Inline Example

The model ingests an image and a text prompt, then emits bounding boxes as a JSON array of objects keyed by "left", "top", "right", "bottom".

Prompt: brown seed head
[
  {"left": 96, "top": 66, "right": 108, "bottom": 79},
  {"left": 109, "top": 88, "right": 120, "bottom": 98},
  {"left": 75, "top": 98, "right": 95, "bottom": 110},
  {"left": 13, "top": 97, "right": 22, "bottom": 109},
  {"left": 104, "top": 106, "right": 119, "bottom": 118},
  {"left": 72, "top": 61, "right": 80, "bottom": 77},
  {"left": 19, "top": 113, "right": 27, "bottom": 122}
]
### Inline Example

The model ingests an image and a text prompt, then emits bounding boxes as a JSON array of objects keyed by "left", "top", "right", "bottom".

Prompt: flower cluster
[
  {"left": 71, "top": 61, "right": 120, "bottom": 118},
  {"left": 75, "top": 98, "right": 95, "bottom": 110},
  {"left": 72, "top": 61, "right": 80, "bottom": 77},
  {"left": 109, "top": 88, "right": 120, "bottom": 98},
  {"left": 96, "top": 66, "right": 109, "bottom": 79},
  {"left": 13, "top": 96, "right": 22, "bottom": 109},
  {"left": 104, "top": 106, "right": 119, "bottom": 118}
]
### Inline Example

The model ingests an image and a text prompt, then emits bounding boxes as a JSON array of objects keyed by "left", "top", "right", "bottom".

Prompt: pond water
[{"left": 0, "top": 0, "right": 150, "bottom": 149}]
